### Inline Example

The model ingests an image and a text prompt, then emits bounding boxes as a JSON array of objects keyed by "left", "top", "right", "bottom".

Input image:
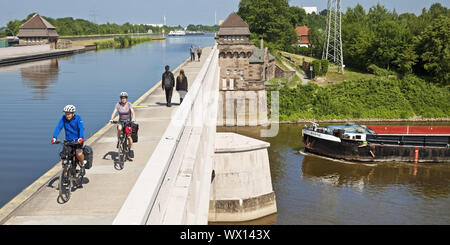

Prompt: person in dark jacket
[
  {"left": 162, "top": 65, "right": 175, "bottom": 107},
  {"left": 197, "top": 46, "right": 202, "bottom": 62},
  {"left": 176, "top": 69, "right": 188, "bottom": 104},
  {"left": 190, "top": 45, "right": 195, "bottom": 62}
]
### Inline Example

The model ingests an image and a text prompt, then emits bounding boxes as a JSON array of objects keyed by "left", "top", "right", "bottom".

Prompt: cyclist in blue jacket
[{"left": 51, "top": 105, "right": 85, "bottom": 167}]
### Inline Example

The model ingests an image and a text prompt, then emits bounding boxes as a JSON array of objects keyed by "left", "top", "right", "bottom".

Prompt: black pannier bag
[
  {"left": 83, "top": 145, "right": 93, "bottom": 169},
  {"left": 59, "top": 145, "right": 71, "bottom": 159},
  {"left": 131, "top": 123, "right": 139, "bottom": 143}
]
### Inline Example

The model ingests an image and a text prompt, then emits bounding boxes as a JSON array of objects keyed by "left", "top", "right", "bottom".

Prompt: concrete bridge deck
[{"left": 0, "top": 47, "right": 212, "bottom": 225}]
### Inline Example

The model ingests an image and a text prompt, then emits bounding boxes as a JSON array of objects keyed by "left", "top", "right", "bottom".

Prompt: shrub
[
  {"left": 311, "top": 60, "right": 322, "bottom": 78},
  {"left": 269, "top": 76, "right": 449, "bottom": 121},
  {"left": 292, "top": 46, "right": 310, "bottom": 56},
  {"left": 367, "top": 64, "right": 397, "bottom": 77},
  {"left": 320, "top": 59, "right": 329, "bottom": 75}
]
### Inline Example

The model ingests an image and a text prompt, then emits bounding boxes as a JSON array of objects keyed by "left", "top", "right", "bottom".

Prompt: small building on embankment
[{"left": 17, "top": 14, "right": 59, "bottom": 47}]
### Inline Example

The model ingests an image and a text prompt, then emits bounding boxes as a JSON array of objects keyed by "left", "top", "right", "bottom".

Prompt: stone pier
[{"left": 209, "top": 133, "right": 277, "bottom": 222}]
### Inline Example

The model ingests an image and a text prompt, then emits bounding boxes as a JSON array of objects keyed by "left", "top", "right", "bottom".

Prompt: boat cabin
[{"left": 307, "top": 123, "right": 370, "bottom": 142}]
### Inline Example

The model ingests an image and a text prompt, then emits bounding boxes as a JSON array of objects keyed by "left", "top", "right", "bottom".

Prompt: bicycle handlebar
[
  {"left": 111, "top": 120, "right": 134, "bottom": 124},
  {"left": 52, "top": 140, "right": 82, "bottom": 146}
]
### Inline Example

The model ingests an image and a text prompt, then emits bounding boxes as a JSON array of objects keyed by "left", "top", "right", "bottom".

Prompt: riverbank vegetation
[
  {"left": 186, "top": 24, "right": 219, "bottom": 33},
  {"left": 268, "top": 76, "right": 450, "bottom": 121},
  {"left": 94, "top": 36, "right": 158, "bottom": 49},
  {"left": 238, "top": 1, "right": 449, "bottom": 85}
]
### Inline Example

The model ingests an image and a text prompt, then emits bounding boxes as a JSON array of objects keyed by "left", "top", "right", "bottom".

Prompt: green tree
[
  {"left": 394, "top": 44, "right": 418, "bottom": 76},
  {"left": 6, "top": 19, "right": 24, "bottom": 36},
  {"left": 305, "top": 13, "right": 327, "bottom": 58},
  {"left": 288, "top": 6, "right": 307, "bottom": 27},
  {"left": 238, "top": 0, "right": 297, "bottom": 50},
  {"left": 415, "top": 15, "right": 450, "bottom": 85},
  {"left": 370, "top": 20, "right": 412, "bottom": 70}
]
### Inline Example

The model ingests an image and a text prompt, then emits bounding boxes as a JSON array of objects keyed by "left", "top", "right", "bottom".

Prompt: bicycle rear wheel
[{"left": 58, "top": 166, "right": 71, "bottom": 203}]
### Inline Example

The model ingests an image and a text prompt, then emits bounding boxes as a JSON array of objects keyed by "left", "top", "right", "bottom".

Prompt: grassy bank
[
  {"left": 94, "top": 36, "right": 164, "bottom": 49},
  {"left": 71, "top": 38, "right": 114, "bottom": 47},
  {"left": 277, "top": 50, "right": 374, "bottom": 85},
  {"left": 268, "top": 75, "right": 450, "bottom": 121}
]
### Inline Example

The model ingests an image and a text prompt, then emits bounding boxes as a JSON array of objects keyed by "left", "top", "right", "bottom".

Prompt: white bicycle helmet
[
  {"left": 120, "top": 92, "right": 128, "bottom": 98},
  {"left": 63, "top": 105, "right": 76, "bottom": 113}
]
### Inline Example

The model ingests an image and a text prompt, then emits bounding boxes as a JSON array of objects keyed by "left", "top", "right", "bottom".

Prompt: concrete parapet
[
  {"left": 218, "top": 90, "right": 268, "bottom": 126},
  {"left": 209, "top": 133, "right": 277, "bottom": 222}
]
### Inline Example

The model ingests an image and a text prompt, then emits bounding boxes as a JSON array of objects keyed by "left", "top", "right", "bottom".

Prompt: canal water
[
  {"left": 0, "top": 34, "right": 215, "bottom": 208},
  {"left": 218, "top": 123, "right": 450, "bottom": 225}
]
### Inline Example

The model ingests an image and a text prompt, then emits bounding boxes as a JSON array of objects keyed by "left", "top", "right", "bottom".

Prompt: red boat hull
[{"left": 368, "top": 126, "right": 450, "bottom": 135}]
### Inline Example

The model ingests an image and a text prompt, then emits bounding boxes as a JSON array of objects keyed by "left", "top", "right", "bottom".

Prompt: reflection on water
[
  {"left": 20, "top": 59, "right": 59, "bottom": 100},
  {"left": 302, "top": 155, "right": 450, "bottom": 198},
  {"left": 218, "top": 124, "right": 450, "bottom": 224}
]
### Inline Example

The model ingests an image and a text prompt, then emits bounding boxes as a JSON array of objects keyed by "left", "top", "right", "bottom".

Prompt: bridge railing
[{"left": 113, "top": 44, "right": 219, "bottom": 225}]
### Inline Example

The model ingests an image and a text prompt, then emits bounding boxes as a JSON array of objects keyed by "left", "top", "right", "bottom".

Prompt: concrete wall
[
  {"left": 275, "top": 64, "right": 295, "bottom": 79},
  {"left": 0, "top": 44, "right": 51, "bottom": 58},
  {"left": 217, "top": 90, "right": 268, "bottom": 126},
  {"left": 209, "top": 133, "right": 277, "bottom": 222}
]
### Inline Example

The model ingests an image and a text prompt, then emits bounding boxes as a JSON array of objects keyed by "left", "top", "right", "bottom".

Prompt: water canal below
[
  {"left": 0, "top": 34, "right": 215, "bottom": 208},
  {"left": 218, "top": 123, "right": 450, "bottom": 225}
]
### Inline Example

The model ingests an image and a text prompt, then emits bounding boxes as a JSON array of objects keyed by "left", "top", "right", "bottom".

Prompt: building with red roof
[{"left": 295, "top": 25, "right": 310, "bottom": 47}]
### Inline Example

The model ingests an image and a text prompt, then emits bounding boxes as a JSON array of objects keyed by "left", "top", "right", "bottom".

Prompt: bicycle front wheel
[{"left": 58, "top": 166, "right": 71, "bottom": 203}]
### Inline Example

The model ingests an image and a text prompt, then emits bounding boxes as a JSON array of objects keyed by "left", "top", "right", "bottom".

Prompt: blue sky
[{"left": 1, "top": 0, "right": 449, "bottom": 27}]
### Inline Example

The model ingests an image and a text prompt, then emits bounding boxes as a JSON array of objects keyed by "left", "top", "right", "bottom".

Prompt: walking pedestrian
[
  {"left": 197, "top": 46, "right": 202, "bottom": 62},
  {"left": 190, "top": 45, "right": 195, "bottom": 62},
  {"left": 176, "top": 69, "right": 188, "bottom": 104},
  {"left": 162, "top": 65, "right": 175, "bottom": 107}
]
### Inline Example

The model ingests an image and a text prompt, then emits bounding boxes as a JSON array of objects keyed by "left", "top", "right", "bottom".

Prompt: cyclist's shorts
[
  {"left": 64, "top": 143, "right": 84, "bottom": 151},
  {"left": 60, "top": 143, "right": 84, "bottom": 159}
]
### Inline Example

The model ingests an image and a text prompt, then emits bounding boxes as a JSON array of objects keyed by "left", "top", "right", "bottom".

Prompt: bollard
[{"left": 414, "top": 148, "right": 419, "bottom": 163}]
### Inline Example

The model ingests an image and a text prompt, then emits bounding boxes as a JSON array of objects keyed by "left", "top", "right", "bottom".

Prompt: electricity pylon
[{"left": 322, "top": 0, "right": 344, "bottom": 74}]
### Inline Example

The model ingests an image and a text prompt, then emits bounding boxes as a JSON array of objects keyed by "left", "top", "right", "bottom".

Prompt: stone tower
[{"left": 217, "top": 13, "right": 275, "bottom": 126}]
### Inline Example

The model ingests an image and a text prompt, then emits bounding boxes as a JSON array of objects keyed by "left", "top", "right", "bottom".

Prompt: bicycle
[
  {"left": 111, "top": 121, "right": 134, "bottom": 169},
  {"left": 53, "top": 140, "right": 85, "bottom": 203}
]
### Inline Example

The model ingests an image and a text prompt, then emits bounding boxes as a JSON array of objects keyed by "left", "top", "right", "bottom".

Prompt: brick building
[
  {"left": 295, "top": 25, "right": 311, "bottom": 47},
  {"left": 217, "top": 12, "right": 275, "bottom": 126},
  {"left": 218, "top": 12, "right": 275, "bottom": 91}
]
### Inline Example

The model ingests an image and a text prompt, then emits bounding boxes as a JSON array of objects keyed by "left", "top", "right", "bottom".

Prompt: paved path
[
  {"left": 281, "top": 59, "right": 310, "bottom": 85},
  {"left": 0, "top": 47, "right": 212, "bottom": 225},
  {"left": 0, "top": 46, "right": 85, "bottom": 65}
]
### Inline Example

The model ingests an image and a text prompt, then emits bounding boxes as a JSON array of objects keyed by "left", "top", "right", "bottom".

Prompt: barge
[{"left": 302, "top": 123, "right": 450, "bottom": 163}]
